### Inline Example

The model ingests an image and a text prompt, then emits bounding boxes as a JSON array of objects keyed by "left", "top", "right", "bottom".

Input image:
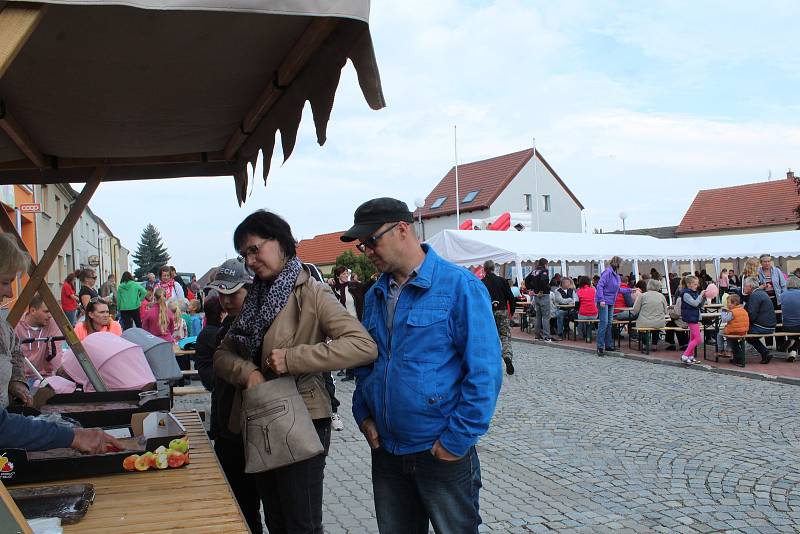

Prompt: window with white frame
[{"left": 523, "top": 194, "right": 532, "bottom": 212}]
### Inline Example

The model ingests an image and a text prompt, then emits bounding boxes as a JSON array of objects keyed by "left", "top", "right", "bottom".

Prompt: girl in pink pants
[{"left": 679, "top": 275, "right": 706, "bottom": 364}]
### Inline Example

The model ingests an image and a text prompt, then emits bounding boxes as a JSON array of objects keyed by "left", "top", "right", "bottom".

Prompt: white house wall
[
  {"left": 422, "top": 208, "right": 491, "bottom": 240},
  {"left": 491, "top": 156, "right": 582, "bottom": 232}
]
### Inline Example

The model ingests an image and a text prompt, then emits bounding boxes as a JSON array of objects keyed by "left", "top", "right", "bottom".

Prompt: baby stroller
[{"left": 61, "top": 332, "right": 156, "bottom": 391}]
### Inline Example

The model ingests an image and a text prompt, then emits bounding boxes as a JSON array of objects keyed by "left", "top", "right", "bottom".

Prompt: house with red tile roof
[
  {"left": 676, "top": 170, "right": 800, "bottom": 237},
  {"left": 296, "top": 230, "right": 361, "bottom": 274},
  {"left": 414, "top": 148, "right": 584, "bottom": 239}
]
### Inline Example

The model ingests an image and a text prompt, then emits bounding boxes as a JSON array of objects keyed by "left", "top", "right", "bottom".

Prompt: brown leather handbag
[{"left": 240, "top": 376, "right": 324, "bottom": 473}]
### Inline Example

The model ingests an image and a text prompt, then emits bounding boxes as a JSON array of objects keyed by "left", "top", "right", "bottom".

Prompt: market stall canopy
[
  {"left": 0, "top": 0, "right": 385, "bottom": 203},
  {"left": 425, "top": 229, "right": 800, "bottom": 266}
]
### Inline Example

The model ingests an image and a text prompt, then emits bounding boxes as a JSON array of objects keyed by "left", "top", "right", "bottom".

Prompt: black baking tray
[
  {"left": 9, "top": 483, "right": 95, "bottom": 524},
  {"left": 9, "top": 381, "right": 171, "bottom": 428}
]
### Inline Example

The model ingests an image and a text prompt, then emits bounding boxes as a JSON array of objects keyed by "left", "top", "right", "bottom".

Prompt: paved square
[{"left": 323, "top": 341, "right": 800, "bottom": 533}]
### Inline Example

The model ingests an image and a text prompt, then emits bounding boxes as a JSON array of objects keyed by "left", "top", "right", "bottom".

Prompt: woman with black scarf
[{"left": 214, "top": 210, "right": 377, "bottom": 534}]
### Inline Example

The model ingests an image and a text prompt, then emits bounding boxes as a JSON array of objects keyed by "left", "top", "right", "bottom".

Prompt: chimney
[{"left": 788, "top": 169, "right": 795, "bottom": 180}]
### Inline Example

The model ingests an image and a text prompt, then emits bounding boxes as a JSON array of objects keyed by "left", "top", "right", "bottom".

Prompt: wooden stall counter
[{"left": 17, "top": 411, "right": 248, "bottom": 533}]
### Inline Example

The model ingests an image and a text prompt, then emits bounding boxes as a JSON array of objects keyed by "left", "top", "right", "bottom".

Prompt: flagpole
[
  {"left": 533, "top": 137, "right": 540, "bottom": 232},
  {"left": 454, "top": 125, "right": 460, "bottom": 228}
]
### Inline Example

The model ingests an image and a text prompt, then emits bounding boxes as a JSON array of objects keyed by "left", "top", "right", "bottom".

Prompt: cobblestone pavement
[{"left": 177, "top": 341, "right": 800, "bottom": 533}]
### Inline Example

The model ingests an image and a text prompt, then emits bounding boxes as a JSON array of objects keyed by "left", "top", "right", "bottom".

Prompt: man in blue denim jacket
[{"left": 341, "top": 198, "right": 503, "bottom": 534}]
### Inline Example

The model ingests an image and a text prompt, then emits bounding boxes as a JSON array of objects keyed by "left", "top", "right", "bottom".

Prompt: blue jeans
[
  {"left": 372, "top": 445, "right": 482, "bottom": 534},
  {"left": 597, "top": 304, "right": 614, "bottom": 349},
  {"left": 556, "top": 309, "right": 571, "bottom": 337},
  {"left": 65, "top": 309, "right": 77, "bottom": 326},
  {"left": 746, "top": 324, "right": 774, "bottom": 357},
  {"left": 577, "top": 314, "right": 597, "bottom": 340}
]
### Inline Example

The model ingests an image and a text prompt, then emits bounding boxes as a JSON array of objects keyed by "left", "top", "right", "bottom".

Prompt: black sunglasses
[{"left": 357, "top": 223, "right": 399, "bottom": 253}]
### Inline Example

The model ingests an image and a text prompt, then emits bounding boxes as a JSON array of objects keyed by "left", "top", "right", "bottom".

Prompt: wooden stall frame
[{"left": 0, "top": 205, "right": 107, "bottom": 391}]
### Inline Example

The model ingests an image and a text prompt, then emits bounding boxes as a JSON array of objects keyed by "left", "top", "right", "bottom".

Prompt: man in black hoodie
[
  {"left": 524, "top": 258, "right": 553, "bottom": 342},
  {"left": 481, "top": 260, "right": 516, "bottom": 375}
]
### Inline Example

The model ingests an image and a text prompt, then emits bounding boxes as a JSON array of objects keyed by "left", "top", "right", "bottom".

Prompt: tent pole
[
  {"left": 560, "top": 259, "right": 567, "bottom": 278},
  {"left": 663, "top": 258, "right": 671, "bottom": 305},
  {"left": 0, "top": 208, "right": 107, "bottom": 391},
  {"left": 515, "top": 255, "right": 524, "bottom": 289},
  {"left": 223, "top": 17, "right": 339, "bottom": 160},
  {"left": 632, "top": 260, "right": 639, "bottom": 282}
]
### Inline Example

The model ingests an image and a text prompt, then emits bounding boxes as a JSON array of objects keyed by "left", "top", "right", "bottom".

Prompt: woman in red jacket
[{"left": 60, "top": 273, "right": 80, "bottom": 326}]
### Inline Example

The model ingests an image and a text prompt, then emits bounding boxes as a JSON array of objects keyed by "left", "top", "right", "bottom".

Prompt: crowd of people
[
  {"left": 3, "top": 193, "right": 799, "bottom": 534},
  {"left": 498, "top": 253, "right": 800, "bottom": 367}
]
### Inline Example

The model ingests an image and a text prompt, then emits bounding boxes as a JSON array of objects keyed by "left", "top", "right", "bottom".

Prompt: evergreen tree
[{"left": 132, "top": 224, "right": 170, "bottom": 279}]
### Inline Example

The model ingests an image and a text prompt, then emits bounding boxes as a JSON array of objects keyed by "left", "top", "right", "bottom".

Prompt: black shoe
[
  {"left": 597, "top": 348, "right": 605, "bottom": 357},
  {"left": 341, "top": 376, "right": 355, "bottom": 382},
  {"left": 504, "top": 357, "right": 515, "bottom": 375},
  {"left": 735, "top": 361, "right": 745, "bottom": 368},
  {"left": 605, "top": 347, "right": 618, "bottom": 353},
  {"left": 760, "top": 353, "right": 772, "bottom": 364}
]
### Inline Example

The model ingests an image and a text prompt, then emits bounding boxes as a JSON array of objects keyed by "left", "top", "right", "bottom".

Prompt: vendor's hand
[
  {"left": 71, "top": 428, "right": 124, "bottom": 455},
  {"left": 599, "top": 301, "right": 607, "bottom": 307},
  {"left": 267, "top": 348, "right": 288, "bottom": 375},
  {"left": 246, "top": 370, "right": 266, "bottom": 389},
  {"left": 431, "top": 440, "right": 461, "bottom": 462},
  {"left": 360, "top": 418, "right": 380, "bottom": 449},
  {"left": 9, "top": 381, "right": 32, "bottom": 406}
]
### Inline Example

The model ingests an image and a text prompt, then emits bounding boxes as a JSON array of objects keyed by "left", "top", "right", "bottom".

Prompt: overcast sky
[{"left": 85, "top": 0, "right": 800, "bottom": 275}]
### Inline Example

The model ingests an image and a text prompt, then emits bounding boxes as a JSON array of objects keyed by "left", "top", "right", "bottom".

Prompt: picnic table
[{"left": 15, "top": 411, "right": 248, "bottom": 533}]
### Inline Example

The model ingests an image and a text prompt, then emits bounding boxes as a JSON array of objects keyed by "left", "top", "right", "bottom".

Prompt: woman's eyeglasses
[
  {"left": 357, "top": 223, "right": 398, "bottom": 253},
  {"left": 237, "top": 240, "right": 269, "bottom": 263}
]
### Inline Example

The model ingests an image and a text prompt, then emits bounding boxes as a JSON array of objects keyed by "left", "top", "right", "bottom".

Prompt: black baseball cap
[{"left": 341, "top": 197, "right": 414, "bottom": 242}]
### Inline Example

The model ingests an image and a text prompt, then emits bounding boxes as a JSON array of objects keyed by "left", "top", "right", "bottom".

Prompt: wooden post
[
  {"left": 0, "top": 208, "right": 107, "bottom": 391},
  {"left": 7, "top": 170, "right": 104, "bottom": 325},
  {"left": 0, "top": 480, "right": 33, "bottom": 534},
  {"left": 0, "top": 3, "right": 47, "bottom": 81},
  {"left": 223, "top": 17, "right": 339, "bottom": 160}
]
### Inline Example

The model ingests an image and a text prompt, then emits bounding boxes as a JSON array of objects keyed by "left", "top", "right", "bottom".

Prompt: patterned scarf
[
  {"left": 227, "top": 257, "right": 302, "bottom": 363},
  {"left": 156, "top": 278, "right": 176, "bottom": 300}
]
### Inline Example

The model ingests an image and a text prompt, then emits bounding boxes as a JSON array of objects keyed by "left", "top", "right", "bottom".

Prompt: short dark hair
[
  {"left": 29, "top": 294, "right": 45, "bottom": 310},
  {"left": 233, "top": 210, "right": 297, "bottom": 259},
  {"left": 577, "top": 276, "right": 591, "bottom": 288},
  {"left": 203, "top": 294, "right": 223, "bottom": 327},
  {"left": 333, "top": 265, "right": 348, "bottom": 278},
  {"left": 121, "top": 271, "right": 134, "bottom": 283},
  {"left": 159, "top": 265, "right": 170, "bottom": 275}
]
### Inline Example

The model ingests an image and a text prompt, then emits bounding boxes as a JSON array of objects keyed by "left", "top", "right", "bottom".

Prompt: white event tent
[{"left": 426, "top": 229, "right": 800, "bottom": 302}]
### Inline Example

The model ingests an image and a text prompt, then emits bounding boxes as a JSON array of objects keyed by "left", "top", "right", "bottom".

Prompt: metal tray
[{"left": 9, "top": 483, "right": 95, "bottom": 524}]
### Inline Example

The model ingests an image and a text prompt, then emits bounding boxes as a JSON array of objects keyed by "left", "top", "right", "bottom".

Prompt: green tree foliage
[
  {"left": 132, "top": 224, "right": 170, "bottom": 279},
  {"left": 334, "top": 249, "right": 376, "bottom": 283}
]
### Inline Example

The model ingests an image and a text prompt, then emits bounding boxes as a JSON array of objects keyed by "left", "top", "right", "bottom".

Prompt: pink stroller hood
[{"left": 62, "top": 332, "right": 156, "bottom": 391}]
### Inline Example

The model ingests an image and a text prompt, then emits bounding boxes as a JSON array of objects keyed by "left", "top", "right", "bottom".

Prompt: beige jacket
[
  {"left": 633, "top": 290, "right": 668, "bottom": 329},
  {"left": 213, "top": 268, "right": 377, "bottom": 434}
]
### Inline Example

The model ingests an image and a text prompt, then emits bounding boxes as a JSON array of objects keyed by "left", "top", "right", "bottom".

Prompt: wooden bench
[
  {"left": 172, "top": 385, "right": 208, "bottom": 396},
  {"left": 630, "top": 325, "right": 717, "bottom": 356},
  {"left": 722, "top": 331, "right": 800, "bottom": 363},
  {"left": 573, "top": 319, "right": 599, "bottom": 343}
]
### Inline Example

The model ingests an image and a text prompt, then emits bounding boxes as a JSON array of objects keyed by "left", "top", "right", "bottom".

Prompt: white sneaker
[
  {"left": 789, "top": 350, "right": 797, "bottom": 362},
  {"left": 331, "top": 413, "right": 344, "bottom": 431},
  {"left": 681, "top": 355, "right": 691, "bottom": 364}
]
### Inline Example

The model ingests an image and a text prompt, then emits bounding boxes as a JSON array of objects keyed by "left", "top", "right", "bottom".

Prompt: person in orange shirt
[
  {"left": 723, "top": 293, "right": 749, "bottom": 368},
  {"left": 73, "top": 299, "right": 122, "bottom": 341}
]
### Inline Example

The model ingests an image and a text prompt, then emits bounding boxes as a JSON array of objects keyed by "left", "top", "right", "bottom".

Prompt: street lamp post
[
  {"left": 619, "top": 211, "right": 628, "bottom": 235},
  {"left": 414, "top": 198, "right": 425, "bottom": 240}
]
